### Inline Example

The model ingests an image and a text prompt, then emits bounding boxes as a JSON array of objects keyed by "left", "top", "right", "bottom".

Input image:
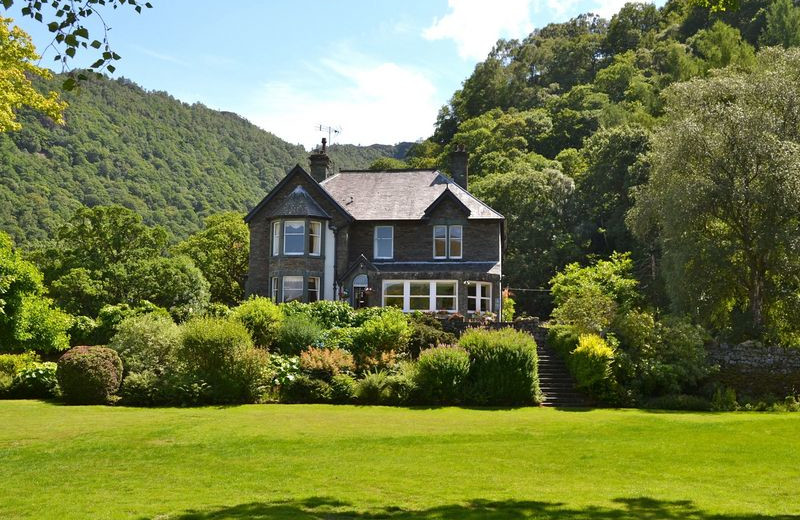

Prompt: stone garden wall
[{"left": 707, "top": 341, "right": 800, "bottom": 396}]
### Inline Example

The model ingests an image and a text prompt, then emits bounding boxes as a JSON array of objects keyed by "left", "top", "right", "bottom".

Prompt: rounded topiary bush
[{"left": 57, "top": 346, "right": 123, "bottom": 404}]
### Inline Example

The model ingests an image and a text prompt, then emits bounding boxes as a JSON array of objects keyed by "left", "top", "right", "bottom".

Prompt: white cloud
[
  {"left": 423, "top": 0, "right": 535, "bottom": 60},
  {"left": 591, "top": 0, "right": 643, "bottom": 19},
  {"left": 246, "top": 54, "right": 439, "bottom": 148}
]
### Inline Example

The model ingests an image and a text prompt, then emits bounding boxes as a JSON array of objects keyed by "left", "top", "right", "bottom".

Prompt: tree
[
  {"left": 368, "top": 157, "right": 408, "bottom": 170},
  {"left": 0, "top": 17, "right": 65, "bottom": 131},
  {"left": 173, "top": 212, "right": 249, "bottom": 306},
  {"left": 628, "top": 47, "right": 800, "bottom": 342},
  {"left": 125, "top": 255, "right": 210, "bottom": 321},
  {"left": 760, "top": 0, "right": 800, "bottom": 48},
  {"left": 2, "top": 0, "right": 151, "bottom": 88},
  {"left": 688, "top": 21, "right": 755, "bottom": 72},
  {"left": 0, "top": 232, "right": 70, "bottom": 352},
  {"left": 603, "top": 2, "right": 660, "bottom": 55}
]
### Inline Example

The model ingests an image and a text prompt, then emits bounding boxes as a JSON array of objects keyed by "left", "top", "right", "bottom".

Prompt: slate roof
[
  {"left": 265, "top": 185, "right": 331, "bottom": 219},
  {"left": 319, "top": 170, "right": 503, "bottom": 221}
]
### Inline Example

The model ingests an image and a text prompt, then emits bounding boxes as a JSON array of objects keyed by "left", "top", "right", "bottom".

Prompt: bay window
[
  {"left": 271, "top": 221, "right": 280, "bottom": 256},
  {"left": 282, "top": 276, "right": 303, "bottom": 302},
  {"left": 309, "top": 221, "right": 322, "bottom": 256},
  {"left": 467, "top": 282, "right": 492, "bottom": 313},
  {"left": 374, "top": 225, "right": 393, "bottom": 259},
  {"left": 307, "top": 277, "right": 320, "bottom": 302},
  {"left": 283, "top": 221, "right": 305, "bottom": 255},
  {"left": 271, "top": 276, "right": 279, "bottom": 302},
  {"left": 382, "top": 280, "right": 457, "bottom": 312}
]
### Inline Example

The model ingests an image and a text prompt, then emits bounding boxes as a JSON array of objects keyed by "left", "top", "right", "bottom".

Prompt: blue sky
[{"left": 8, "top": 0, "right": 655, "bottom": 148}]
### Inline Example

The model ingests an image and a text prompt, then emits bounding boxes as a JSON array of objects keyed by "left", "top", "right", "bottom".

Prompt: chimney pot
[{"left": 309, "top": 138, "right": 330, "bottom": 183}]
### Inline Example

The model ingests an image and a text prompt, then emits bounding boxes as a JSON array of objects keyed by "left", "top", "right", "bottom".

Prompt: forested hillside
[
  {"left": 405, "top": 0, "right": 800, "bottom": 329},
  {"left": 0, "top": 75, "right": 402, "bottom": 243}
]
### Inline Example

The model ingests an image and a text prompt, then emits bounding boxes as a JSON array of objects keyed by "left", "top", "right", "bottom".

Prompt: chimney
[
  {"left": 309, "top": 137, "right": 330, "bottom": 183},
  {"left": 450, "top": 144, "right": 468, "bottom": 191}
]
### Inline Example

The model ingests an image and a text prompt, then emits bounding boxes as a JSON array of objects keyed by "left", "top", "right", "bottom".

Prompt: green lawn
[{"left": 1, "top": 401, "right": 799, "bottom": 519}]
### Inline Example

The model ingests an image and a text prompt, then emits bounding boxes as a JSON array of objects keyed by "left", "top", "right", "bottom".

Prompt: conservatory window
[{"left": 467, "top": 282, "right": 492, "bottom": 313}]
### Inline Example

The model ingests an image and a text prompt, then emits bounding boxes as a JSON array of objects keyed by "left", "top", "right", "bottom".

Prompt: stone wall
[{"left": 707, "top": 341, "right": 800, "bottom": 396}]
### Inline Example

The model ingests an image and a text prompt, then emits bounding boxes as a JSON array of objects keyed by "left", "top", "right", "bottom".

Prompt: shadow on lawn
[{"left": 164, "top": 496, "right": 800, "bottom": 520}]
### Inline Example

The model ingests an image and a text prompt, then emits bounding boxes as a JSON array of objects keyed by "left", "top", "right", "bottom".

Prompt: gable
[
  {"left": 244, "top": 165, "right": 352, "bottom": 224},
  {"left": 423, "top": 187, "right": 472, "bottom": 220}
]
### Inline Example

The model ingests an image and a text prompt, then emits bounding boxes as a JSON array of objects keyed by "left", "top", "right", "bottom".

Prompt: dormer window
[
  {"left": 374, "top": 225, "right": 393, "bottom": 259},
  {"left": 309, "top": 221, "right": 322, "bottom": 256},
  {"left": 283, "top": 221, "right": 305, "bottom": 255},
  {"left": 433, "top": 225, "right": 463, "bottom": 259}
]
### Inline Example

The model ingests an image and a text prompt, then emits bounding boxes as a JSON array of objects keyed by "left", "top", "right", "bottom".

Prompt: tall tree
[
  {"left": 760, "top": 0, "right": 800, "bottom": 48},
  {"left": 628, "top": 47, "right": 800, "bottom": 342}
]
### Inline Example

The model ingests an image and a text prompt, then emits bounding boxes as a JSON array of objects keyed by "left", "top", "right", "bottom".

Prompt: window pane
[
  {"left": 467, "top": 297, "right": 477, "bottom": 312},
  {"left": 434, "top": 226, "right": 447, "bottom": 238},
  {"left": 385, "top": 282, "right": 403, "bottom": 296},
  {"left": 283, "top": 277, "right": 303, "bottom": 302},
  {"left": 434, "top": 238, "right": 447, "bottom": 258},
  {"left": 436, "top": 297, "right": 456, "bottom": 311},
  {"left": 271, "top": 277, "right": 279, "bottom": 302},
  {"left": 376, "top": 226, "right": 392, "bottom": 239},
  {"left": 353, "top": 274, "right": 368, "bottom": 287},
  {"left": 449, "top": 238, "right": 462, "bottom": 258},
  {"left": 284, "top": 234, "right": 304, "bottom": 254},
  {"left": 436, "top": 282, "right": 455, "bottom": 296},
  {"left": 272, "top": 222, "right": 280, "bottom": 256},
  {"left": 309, "top": 222, "right": 321, "bottom": 255},
  {"left": 467, "top": 283, "right": 477, "bottom": 297},
  {"left": 384, "top": 296, "right": 403, "bottom": 309},
  {"left": 409, "top": 297, "right": 430, "bottom": 311},
  {"left": 308, "top": 277, "right": 319, "bottom": 303},
  {"left": 285, "top": 222, "right": 304, "bottom": 234},
  {"left": 410, "top": 282, "right": 430, "bottom": 296},
  {"left": 376, "top": 240, "right": 392, "bottom": 258},
  {"left": 449, "top": 226, "right": 462, "bottom": 239}
]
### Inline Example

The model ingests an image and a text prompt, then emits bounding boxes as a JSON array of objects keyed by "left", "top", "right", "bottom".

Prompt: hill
[{"left": 0, "top": 75, "right": 403, "bottom": 243}]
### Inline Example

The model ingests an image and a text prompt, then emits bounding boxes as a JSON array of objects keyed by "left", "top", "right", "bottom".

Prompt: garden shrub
[
  {"left": 408, "top": 312, "right": 456, "bottom": 359},
  {"left": 502, "top": 295, "right": 516, "bottom": 322},
  {"left": 570, "top": 334, "right": 617, "bottom": 400},
  {"left": 7, "top": 362, "right": 58, "bottom": 399},
  {"left": 351, "top": 308, "right": 410, "bottom": 367},
  {"left": 91, "top": 301, "right": 171, "bottom": 345},
  {"left": 711, "top": 386, "right": 739, "bottom": 411},
  {"left": 330, "top": 374, "right": 357, "bottom": 403},
  {"left": 118, "top": 370, "right": 162, "bottom": 406},
  {"left": 352, "top": 306, "right": 397, "bottom": 327},
  {"left": 231, "top": 296, "right": 284, "bottom": 349},
  {"left": 178, "top": 317, "right": 263, "bottom": 403},
  {"left": 551, "top": 285, "right": 617, "bottom": 334},
  {"left": 459, "top": 328, "right": 541, "bottom": 405},
  {"left": 0, "top": 352, "right": 40, "bottom": 395},
  {"left": 57, "top": 346, "right": 123, "bottom": 404},
  {"left": 323, "top": 327, "right": 358, "bottom": 351},
  {"left": 281, "top": 374, "right": 332, "bottom": 403},
  {"left": 355, "top": 371, "right": 393, "bottom": 404},
  {"left": 108, "top": 314, "right": 180, "bottom": 374},
  {"left": 414, "top": 346, "right": 469, "bottom": 405},
  {"left": 305, "top": 300, "right": 356, "bottom": 328},
  {"left": 644, "top": 394, "right": 712, "bottom": 411},
  {"left": 265, "top": 353, "right": 301, "bottom": 387},
  {"left": 275, "top": 314, "right": 324, "bottom": 355},
  {"left": 299, "top": 347, "right": 354, "bottom": 381},
  {"left": 547, "top": 325, "right": 579, "bottom": 358}
]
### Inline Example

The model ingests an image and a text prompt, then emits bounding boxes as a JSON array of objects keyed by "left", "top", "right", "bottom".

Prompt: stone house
[{"left": 244, "top": 141, "right": 505, "bottom": 316}]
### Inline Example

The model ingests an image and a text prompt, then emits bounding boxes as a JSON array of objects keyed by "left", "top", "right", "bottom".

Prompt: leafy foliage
[
  {"left": 56, "top": 345, "right": 123, "bottom": 404},
  {"left": 108, "top": 314, "right": 180, "bottom": 375},
  {"left": 413, "top": 346, "right": 470, "bottom": 405},
  {"left": 274, "top": 314, "right": 324, "bottom": 356},
  {"left": 299, "top": 347, "right": 354, "bottom": 381},
  {"left": 231, "top": 296, "right": 284, "bottom": 349}
]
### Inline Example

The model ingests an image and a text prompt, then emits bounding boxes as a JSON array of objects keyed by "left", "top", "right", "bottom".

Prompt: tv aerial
[{"left": 316, "top": 124, "right": 341, "bottom": 146}]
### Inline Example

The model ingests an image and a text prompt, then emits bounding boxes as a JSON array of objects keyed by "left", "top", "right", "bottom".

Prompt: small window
[
  {"left": 271, "top": 277, "right": 279, "bottom": 302},
  {"left": 283, "top": 221, "right": 305, "bottom": 255},
  {"left": 271, "top": 222, "right": 280, "bottom": 256},
  {"left": 309, "top": 221, "right": 322, "bottom": 256},
  {"left": 433, "top": 225, "right": 447, "bottom": 259},
  {"left": 374, "top": 226, "right": 393, "bottom": 259},
  {"left": 282, "top": 276, "right": 303, "bottom": 302},
  {"left": 449, "top": 225, "right": 463, "bottom": 259},
  {"left": 307, "top": 277, "right": 320, "bottom": 303},
  {"left": 467, "top": 282, "right": 492, "bottom": 313}
]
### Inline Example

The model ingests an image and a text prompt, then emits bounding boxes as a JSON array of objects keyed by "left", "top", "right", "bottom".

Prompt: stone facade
[{"left": 707, "top": 341, "right": 800, "bottom": 395}]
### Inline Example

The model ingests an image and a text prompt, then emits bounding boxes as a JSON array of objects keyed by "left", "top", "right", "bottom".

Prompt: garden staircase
[{"left": 536, "top": 336, "right": 589, "bottom": 408}]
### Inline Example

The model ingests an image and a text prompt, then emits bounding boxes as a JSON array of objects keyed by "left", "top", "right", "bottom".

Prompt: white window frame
[
  {"left": 307, "top": 276, "right": 320, "bottom": 302},
  {"left": 283, "top": 220, "right": 305, "bottom": 256},
  {"left": 282, "top": 276, "right": 304, "bottom": 303},
  {"left": 309, "top": 221, "right": 322, "bottom": 256},
  {"left": 433, "top": 225, "right": 448, "bottom": 259},
  {"left": 381, "top": 280, "right": 458, "bottom": 313},
  {"left": 271, "top": 221, "right": 280, "bottom": 256},
  {"left": 448, "top": 225, "right": 463, "bottom": 260},
  {"left": 271, "top": 276, "right": 279, "bottom": 302},
  {"left": 467, "top": 281, "right": 492, "bottom": 313},
  {"left": 374, "top": 225, "right": 394, "bottom": 259}
]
